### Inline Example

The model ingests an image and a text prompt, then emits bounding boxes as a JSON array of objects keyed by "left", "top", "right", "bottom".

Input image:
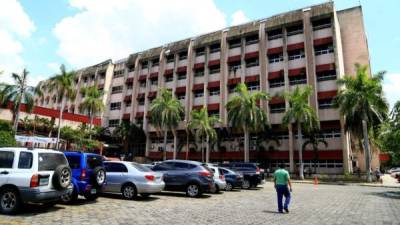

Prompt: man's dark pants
[{"left": 276, "top": 184, "right": 291, "bottom": 212}]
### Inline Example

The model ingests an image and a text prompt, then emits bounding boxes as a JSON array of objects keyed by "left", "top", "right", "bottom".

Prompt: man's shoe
[
  {"left": 284, "top": 208, "right": 289, "bottom": 213},
  {"left": 278, "top": 210, "right": 284, "bottom": 213}
]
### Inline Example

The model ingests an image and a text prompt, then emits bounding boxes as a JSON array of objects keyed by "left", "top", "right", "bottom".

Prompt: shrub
[
  {"left": 0, "top": 120, "right": 12, "bottom": 131},
  {"left": 0, "top": 131, "right": 16, "bottom": 147}
]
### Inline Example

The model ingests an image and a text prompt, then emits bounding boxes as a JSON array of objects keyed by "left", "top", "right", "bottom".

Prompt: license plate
[
  {"left": 39, "top": 178, "right": 49, "bottom": 186},
  {"left": 90, "top": 189, "right": 97, "bottom": 194}
]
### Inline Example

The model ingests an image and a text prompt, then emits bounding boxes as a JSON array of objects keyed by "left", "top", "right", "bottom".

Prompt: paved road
[{"left": 1, "top": 183, "right": 399, "bottom": 225}]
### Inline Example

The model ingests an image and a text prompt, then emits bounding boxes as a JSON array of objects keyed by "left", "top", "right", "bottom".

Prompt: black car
[
  {"left": 219, "top": 167, "right": 243, "bottom": 191},
  {"left": 219, "top": 162, "right": 264, "bottom": 189},
  {"left": 152, "top": 160, "right": 214, "bottom": 197}
]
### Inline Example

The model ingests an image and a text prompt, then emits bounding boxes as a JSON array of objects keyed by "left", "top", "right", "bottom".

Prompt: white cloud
[
  {"left": 0, "top": 0, "right": 35, "bottom": 84},
  {"left": 383, "top": 73, "right": 400, "bottom": 109},
  {"left": 53, "top": 0, "right": 227, "bottom": 68},
  {"left": 230, "top": 10, "right": 249, "bottom": 26}
]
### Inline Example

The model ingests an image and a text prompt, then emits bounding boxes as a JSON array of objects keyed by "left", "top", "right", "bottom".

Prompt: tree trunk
[
  {"left": 12, "top": 102, "right": 21, "bottom": 133},
  {"left": 206, "top": 134, "right": 210, "bottom": 163},
  {"left": 244, "top": 127, "right": 249, "bottom": 162},
  {"left": 172, "top": 131, "right": 177, "bottom": 160},
  {"left": 313, "top": 143, "right": 318, "bottom": 174},
  {"left": 362, "top": 120, "right": 372, "bottom": 182},
  {"left": 89, "top": 110, "right": 94, "bottom": 140},
  {"left": 201, "top": 137, "right": 205, "bottom": 163},
  {"left": 55, "top": 96, "right": 65, "bottom": 150},
  {"left": 297, "top": 122, "right": 304, "bottom": 180},
  {"left": 163, "top": 130, "right": 168, "bottom": 161}
]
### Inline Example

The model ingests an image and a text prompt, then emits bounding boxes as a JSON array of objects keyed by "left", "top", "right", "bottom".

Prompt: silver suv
[{"left": 0, "top": 147, "right": 72, "bottom": 214}]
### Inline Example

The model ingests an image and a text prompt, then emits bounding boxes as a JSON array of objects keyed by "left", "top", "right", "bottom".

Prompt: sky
[{"left": 0, "top": 0, "right": 399, "bottom": 107}]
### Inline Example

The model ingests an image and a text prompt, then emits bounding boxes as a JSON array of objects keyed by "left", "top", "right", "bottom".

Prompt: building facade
[{"left": 34, "top": 3, "right": 378, "bottom": 174}]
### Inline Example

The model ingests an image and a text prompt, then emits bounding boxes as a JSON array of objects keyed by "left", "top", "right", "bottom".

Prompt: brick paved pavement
[{"left": 0, "top": 183, "right": 399, "bottom": 225}]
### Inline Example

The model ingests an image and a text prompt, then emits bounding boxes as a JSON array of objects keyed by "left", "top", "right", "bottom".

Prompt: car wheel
[
  {"left": 225, "top": 182, "right": 233, "bottom": 191},
  {"left": 0, "top": 187, "right": 21, "bottom": 215},
  {"left": 210, "top": 184, "right": 220, "bottom": 194},
  {"left": 122, "top": 184, "right": 137, "bottom": 200},
  {"left": 140, "top": 193, "right": 151, "bottom": 198},
  {"left": 52, "top": 165, "right": 72, "bottom": 190},
  {"left": 242, "top": 180, "right": 251, "bottom": 189},
  {"left": 83, "top": 192, "right": 99, "bottom": 201},
  {"left": 92, "top": 167, "right": 106, "bottom": 187},
  {"left": 186, "top": 184, "right": 202, "bottom": 197},
  {"left": 60, "top": 188, "right": 78, "bottom": 204}
]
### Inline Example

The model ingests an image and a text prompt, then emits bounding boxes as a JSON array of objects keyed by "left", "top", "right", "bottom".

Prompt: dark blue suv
[
  {"left": 60, "top": 152, "right": 106, "bottom": 203},
  {"left": 152, "top": 160, "right": 214, "bottom": 197}
]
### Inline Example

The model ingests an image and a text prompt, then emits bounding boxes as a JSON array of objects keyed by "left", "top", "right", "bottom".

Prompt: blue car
[
  {"left": 219, "top": 167, "right": 244, "bottom": 191},
  {"left": 61, "top": 152, "right": 106, "bottom": 203}
]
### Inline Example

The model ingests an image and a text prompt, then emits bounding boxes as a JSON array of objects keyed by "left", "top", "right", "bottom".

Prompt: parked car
[
  {"left": 102, "top": 161, "right": 164, "bottom": 199},
  {"left": 219, "top": 162, "right": 263, "bottom": 189},
  {"left": 60, "top": 152, "right": 106, "bottom": 203},
  {"left": 205, "top": 164, "right": 226, "bottom": 193},
  {"left": 152, "top": 160, "right": 214, "bottom": 197},
  {"left": 219, "top": 167, "right": 244, "bottom": 191},
  {"left": 141, "top": 164, "right": 154, "bottom": 170},
  {"left": 388, "top": 167, "right": 400, "bottom": 174},
  {"left": 0, "top": 147, "right": 72, "bottom": 214}
]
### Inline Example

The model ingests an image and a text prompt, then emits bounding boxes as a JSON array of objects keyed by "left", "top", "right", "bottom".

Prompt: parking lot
[{"left": 0, "top": 183, "right": 399, "bottom": 225}]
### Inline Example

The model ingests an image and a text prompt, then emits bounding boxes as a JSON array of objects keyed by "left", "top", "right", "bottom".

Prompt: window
[
  {"left": 315, "top": 44, "right": 334, "bottom": 56},
  {"left": 319, "top": 129, "right": 341, "bottom": 139},
  {"left": 208, "top": 110, "right": 219, "bottom": 118},
  {"left": 0, "top": 151, "right": 14, "bottom": 168},
  {"left": 229, "top": 61, "right": 241, "bottom": 72},
  {"left": 165, "top": 76, "right": 173, "bottom": 82},
  {"left": 245, "top": 58, "right": 259, "bottom": 68},
  {"left": 194, "top": 69, "right": 204, "bottom": 77},
  {"left": 177, "top": 72, "right": 187, "bottom": 80},
  {"left": 141, "top": 61, "right": 148, "bottom": 69},
  {"left": 138, "top": 99, "right": 145, "bottom": 105},
  {"left": 111, "top": 86, "right": 123, "bottom": 94},
  {"left": 105, "top": 163, "right": 128, "bottom": 172},
  {"left": 194, "top": 90, "right": 204, "bottom": 98},
  {"left": 108, "top": 119, "right": 120, "bottom": 127},
  {"left": 131, "top": 162, "right": 152, "bottom": 172},
  {"left": 268, "top": 53, "right": 283, "bottom": 63},
  {"left": 18, "top": 152, "right": 33, "bottom": 169},
  {"left": 173, "top": 162, "right": 192, "bottom": 170},
  {"left": 313, "top": 17, "right": 332, "bottom": 30},
  {"left": 247, "top": 81, "right": 260, "bottom": 91},
  {"left": 177, "top": 93, "right": 186, "bottom": 100},
  {"left": 152, "top": 59, "right": 159, "bottom": 67},
  {"left": 286, "top": 24, "right": 303, "bottom": 36},
  {"left": 269, "top": 77, "right": 285, "bottom": 88},
  {"left": 87, "top": 155, "right": 103, "bottom": 169},
  {"left": 270, "top": 103, "right": 285, "bottom": 113},
  {"left": 288, "top": 49, "right": 305, "bottom": 60},
  {"left": 83, "top": 77, "right": 88, "bottom": 83},
  {"left": 38, "top": 153, "right": 68, "bottom": 171},
  {"left": 152, "top": 162, "right": 173, "bottom": 171},
  {"left": 139, "top": 81, "right": 146, "bottom": 88},
  {"left": 289, "top": 75, "right": 307, "bottom": 85},
  {"left": 179, "top": 51, "right": 187, "bottom": 60},
  {"left": 229, "top": 38, "right": 241, "bottom": 49},
  {"left": 209, "top": 88, "right": 220, "bottom": 96},
  {"left": 317, "top": 70, "right": 337, "bottom": 81},
  {"left": 195, "top": 47, "right": 205, "bottom": 56},
  {"left": 267, "top": 29, "right": 283, "bottom": 40},
  {"left": 318, "top": 99, "right": 334, "bottom": 109},
  {"left": 276, "top": 132, "right": 289, "bottom": 140},
  {"left": 245, "top": 34, "right": 259, "bottom": 45},
  {"left": 228, "top": 84, "right": 236, "bottom": 93},
  {"left": 209, "top": 65, "right": 220, "bottom": 74},
  {"left": 128, "top": 66, "right": 135, "bottom": 72},
  {"left": 113, "top": 70, "right": 124, "bottom": 78},
  {"left": 110, "top": 102, "right": 122, "bottom": 110},
  {"left": 150, "top": 79, "right": 158, "bottom": 85},
  {"left": 65, "top": 155, "right": 80, "bottom": 169},
  {"left": 209, "top": 43, "right": 221, "bottom": 53},
  {"left": 125, "top": 101, "right": 132, "bottom": 107},
  {"left": 166, "top": 55, "right": 175, "bottom": 63},
  {"left": 126, "top": 83, "right": 133, "bottom": 90}
]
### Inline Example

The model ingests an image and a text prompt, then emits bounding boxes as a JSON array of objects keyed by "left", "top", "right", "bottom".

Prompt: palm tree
[
  {"left": 0, "top": 69, "right": 35, "bottom": 132},
  {"left": 226, "top": 83, "right": 270, "bottom": 162},
  {"left": 79, "top": 86, "right": 105, "bottom": 139},
  {"left": 282, "top": 85, "right": 319, "bottom": 180},
  {"left": 334, "top": 64, "right": 388, "bottom": 182},
  {"left": 150, "top": 88, "right": 184, "bottom": 160},
  {"left": 188, "top": 107, "right": 219, "bottom": 163},
  {"left": 48, "top": 65, "right": 77, "bottom": 149},
  {"left": 302, "top": 130, "right": 328, "bottom": 174},
  {"left": 113, "top": 121, "right": 146, "bottom": 158}
]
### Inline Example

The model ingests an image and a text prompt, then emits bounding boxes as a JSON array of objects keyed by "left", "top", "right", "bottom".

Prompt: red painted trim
[
  {"left": 318, "top": 90, "right": 337, "bottom": 100},
  {"left": 269, "top": 96, "right": 285, "bottom": 105},
  {"left": 164, "top": 69, "right": 173, "bottom": 76},
  {"left": 125, "top": 77, "right": 134, "bottom": 84},
  {"left": 314, "top": 37, "right": 333, "bottom": 46},
  {"left": 245, "top": 75, "right": 259, "bottom": 83},
  {"left": 192, "top": 105, "right": 203, "bottom": 110},
  {"left": 228, "top": 78, "right": 241, "bottom": 85},
  {"left": 193, "top": 83, "right": 204, "bottom": 90},
  {"left": 138, "top": 75, "right": 147, "bottom": 81},
  {"left": 148, "top": 91, "right": 157, "bottom": 98},
  {"left": 268, "top": 70, "right": 284, "bottom": 80},
  {"left": 124, "top": 95, "right": 132, "bottom": 102},
  {"left": 379, "top": 153, "right": 390, "bottom": 162},
  {"left": 207, "top": 81, "right": 220, "bottom": 89},
  {"left": 135, "top": 112, "right": 144, "bottom": 118},
  {"left": 208, "top": 103, "right": 219, "bottom": 111},
  {"left": 177, "top": 66, "right": 187, "bottom": 73},
  {"left": 122, "top": 113, "right": 131, "bottom": 120},
  {"left": 288, "top": 67, "right": 306, "bottom": 77},
  {"left": 137, "top": 93, "right": 145, "bottom": 99},
  {"left": 228, "top": 55, "right": 241, "bottom": 63},
  {"left": 193, "top": 63, "right": 205, "bottom": 69},
  {"left": 175, "top": 87, "right": 186, "bottom": 93},
  {"left": 244, "top": 51, "right": 259, "bottom": 59},
  {"left": 287, "top": 42, "right": 304, "bottom": 51},
  {"left": 316, "top": 63, "right": 335, "bottom": 73},
  {"left": 208, "top": 59, "right": 220, "bottom": 67},
  {"left": 267, "top": 46, "right": 283, "bottom": 55},
  {"left": 149, "top": 72, "right": 158, "bottom": 79}
]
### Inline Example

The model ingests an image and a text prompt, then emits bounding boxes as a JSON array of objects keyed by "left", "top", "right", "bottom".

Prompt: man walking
[{"left": 273, "top": 163, "right": 292, "bottom": 213}]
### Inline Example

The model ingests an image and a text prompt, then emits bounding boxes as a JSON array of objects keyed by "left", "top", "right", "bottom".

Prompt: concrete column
[
  {"left": 186, "top": 40, "right": 195, "bottom": 120},
  {"left": 158, "top": 49, "right": 166, "bottom": 90},
  {"left": 145, "top": 135, "right": 151, "bottom": 157},
  {"left": 240, "top": 37, "right": 246, "bottom": 82},
  {"left": 204, "top": 46, "right": 210, "bottom": 107},
  {"left": 220, "top": 30, "right": 229, "bottom": 126},
  {"left": 143, "top": 60, "right": 151, "bottom": 133},
  {"left": 258, "top": 21, "right": 269, "bottom": 115},
  {"left": 131, "top": 55, "right": 142, "bottom": 124},
  {"left": 340, "top": 118, "right": 351, "bottom": 173}
]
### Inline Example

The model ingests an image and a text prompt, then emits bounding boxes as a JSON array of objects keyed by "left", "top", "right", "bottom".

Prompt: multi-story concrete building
[{"left": 33, "top": 2, "right": 378, "bottom": 174}]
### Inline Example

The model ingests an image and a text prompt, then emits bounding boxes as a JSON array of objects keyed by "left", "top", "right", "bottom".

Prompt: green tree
[
  {"left": 282, "top": 85, "right": 319, "bottom": 180},
  {"left": 113, "top": 121, "right": 146, "bottom": 158},
  {"left": 150, "top": 88, "right": 184, "bottom": 160},
  {"left": 188, "top": 107, "right": 219, "bottom": 163},
  {"left": 79, "top": 86, "right": 105, "bottom": 139},
  {"left": 378, "top": 101, "right": 400, "bottom": 167},
  {"left": 302, "top": 130, "right": 328, "bottom": 174},
  {"left": 226, "top": 83, "right": 270, "bottom": 162},
  {"left": 0, "top": 131, "right": 16, "bottom": 147},
  {"left": 334, "top": 64, "right": 388, "bottom": 182},
  {"left": 47, "top": 65, "right": 77, "bottom": 149},
  {"left": 0, "top": 69, "right": 35, "bottom": 132}
]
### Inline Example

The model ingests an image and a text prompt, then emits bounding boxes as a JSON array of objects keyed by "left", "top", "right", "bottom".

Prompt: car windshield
[
  {"left": 38, "top": 153, "right": 68, "bottom": 171},
  {"left": 131, "top": 163, "right": 152, "bottom": 172}
]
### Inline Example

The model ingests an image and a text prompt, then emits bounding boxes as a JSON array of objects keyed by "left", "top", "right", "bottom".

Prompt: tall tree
[
  {"left": 334, "top": 64, "right": 388, "bottom": 182},
  {"left": 302, "top": 130, "right": 328, "bottom": 174},
  {"left": 150, "top": 88, "right": 184, "bottom": 160},
  {"left": 113, "top": 121, "right": 146, "bottom": 158},
  {"left": 48, "top": 65, "right": 77, "bottom": 149},
  {"left": 282, "top": 85, "right": 319, "bottom": 180},
  {"left": 188, "top": 107, "right": 219, "bottom": 163},
  {"left": 226, "top": 83, "right": 270, "bottom": 162},
  {"left": 0, "top": 69, "right": 35, "bottom": 132},
  {"left": 79, "top": 86, "right": 105, "bottom": 139}
]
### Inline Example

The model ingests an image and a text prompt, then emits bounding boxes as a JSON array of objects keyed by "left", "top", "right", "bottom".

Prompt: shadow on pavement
[
  {"left": 262, "top": 210, "right": 283, "bottom": 214},
  {"left": 100, "top": 193, "right": 160, "bottom": 202},
  {"left": 17, "top": 203, "right": 65, "bottom": 216},
  {"left": 364, "top": 191, "right": 400, "bottom": 199},
  {"left": 153, "top": 192, "right": 212, "bottom": 199}
]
